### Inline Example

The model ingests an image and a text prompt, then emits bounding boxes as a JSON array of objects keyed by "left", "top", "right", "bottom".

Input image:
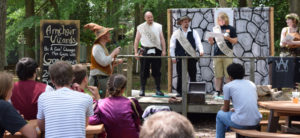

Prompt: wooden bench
[
  {"left": 4, "top": 124, "right": 105, "bottom": 138},
  {"left": 231, "top": 127, "right": 300, "bottom": 138}
]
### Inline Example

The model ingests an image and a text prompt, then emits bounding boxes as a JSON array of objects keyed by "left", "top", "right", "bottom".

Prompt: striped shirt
[{"left": 37, "top": 87, "right": 93, "bottom": 138}]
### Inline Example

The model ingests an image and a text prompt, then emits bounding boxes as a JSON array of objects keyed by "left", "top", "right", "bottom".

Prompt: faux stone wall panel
[{"left": 171, "top": 7, "right": 270, "bottom": 93}]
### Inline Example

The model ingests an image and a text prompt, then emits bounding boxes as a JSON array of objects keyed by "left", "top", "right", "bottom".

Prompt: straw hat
[
  {"left": 177, "top": 16, "right": 191, "bottom": 25},
  {"left": 84, "top": 23, "right": 113, "bottom": 41}
]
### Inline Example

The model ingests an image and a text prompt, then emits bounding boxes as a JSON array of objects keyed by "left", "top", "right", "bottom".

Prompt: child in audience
[
  {"left": 11, "top": 57, "right": 53, "bottom": 120},
  {"left": 140, "top": 111, "right": 196, "bottom": 138},
  {"left": 89, "top": 74, "right": 142, "bottom": 138},
  {"left": 0, "top": 72, "right": 37, "bottom": 138},
  {"left": 72, "top": 64, "right": 100, "bottom": 100}
]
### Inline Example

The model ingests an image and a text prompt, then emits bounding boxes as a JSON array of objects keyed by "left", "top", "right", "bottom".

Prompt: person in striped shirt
[{"left": 37, "top": 61, "right": 94, "bottom": 138}]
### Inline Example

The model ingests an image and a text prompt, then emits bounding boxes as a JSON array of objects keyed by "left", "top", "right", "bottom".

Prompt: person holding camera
[
  {"left": 170, "top": 15, "right": 204, "bottom": 97},
  {"left": 134, "top": 11, "right": 166, "bottom": 96},
  {"left": 84, "top": 23, "right": 123, "bottom": 98}
]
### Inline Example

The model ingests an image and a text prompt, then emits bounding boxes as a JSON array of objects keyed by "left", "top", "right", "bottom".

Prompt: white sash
[
  {"left": 174, "top": 29, "right": 197, "bottom": 57},
  {"left": 140, "top": 23, "right": 160, "bottom": 50},
  {"left": 213, "top": 25, "right": 234, "bottom": 57}
]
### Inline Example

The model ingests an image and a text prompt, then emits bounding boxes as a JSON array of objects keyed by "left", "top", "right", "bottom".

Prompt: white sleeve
[
  {"left": 170, "top": 33, "right": 177, "bottom": 60},
  {"left": 45, "top": 85, "right": 54, "bottom": 92},
  {"left": 86, "top": 96, "right": 94, "bottom": 117},
  {"left": 92, "top": 45, "right": 112, "bottom": 67},
  {"left": 193, "top": 30, "right": 204, "bottom": 53},
  {"left": 223, "top": 85, "right": 230, "bottom": 101},
  {"left": 37, "top": 94, "right": 45, "bottom": 119}
]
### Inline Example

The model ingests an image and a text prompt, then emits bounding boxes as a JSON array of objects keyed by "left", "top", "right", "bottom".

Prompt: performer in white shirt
[
  {"left": 170, "top": 16, "right": 204, "bottom": 97},
  {"left": 134, "top": 11, "right": 166, "bottom": 96}
]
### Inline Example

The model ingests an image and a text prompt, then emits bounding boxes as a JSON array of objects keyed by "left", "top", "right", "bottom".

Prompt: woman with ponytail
[{"left": 89, "top": 74, "right": 142, "bottom": 138}]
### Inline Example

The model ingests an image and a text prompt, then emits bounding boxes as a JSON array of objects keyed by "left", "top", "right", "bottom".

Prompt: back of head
[
  {"left": 227, "top": 63, "right": 245, "bottom": 80},
  {"left": 140, "top": 111, "right": 195, "bottom": 138},
  {"left": 16, "top": 57, "right": 38, "bottom": 81},
  {"left": 72, "top": 64, "right": 87, "bottom": 84},
  {"left": 107, "top": 74, "right": 127, "bottom": 97},
  {"left": 0, "top": 72, "right": 13, "bottom": 100},
  {"left": 49, "top": 61, "right": 73, "bottom": 87}
]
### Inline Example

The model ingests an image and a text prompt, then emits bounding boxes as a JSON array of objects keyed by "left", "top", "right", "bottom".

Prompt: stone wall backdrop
[{"left": 170, "top": 8, "right": 271, "bottom": 93}]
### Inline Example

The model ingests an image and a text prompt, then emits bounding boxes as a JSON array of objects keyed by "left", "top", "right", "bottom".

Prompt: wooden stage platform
[{"left": 131, "top": 90, "right": 224, "bottom": 114}]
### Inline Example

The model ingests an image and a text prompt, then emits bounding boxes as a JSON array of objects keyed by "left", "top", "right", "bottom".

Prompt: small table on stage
[{"left": 258, "top": 101, "right": 300, "bottom": 133}]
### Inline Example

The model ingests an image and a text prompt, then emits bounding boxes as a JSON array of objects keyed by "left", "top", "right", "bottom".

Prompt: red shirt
[{"left": 11, "top": 80, "right": 47, "bottom": 120}]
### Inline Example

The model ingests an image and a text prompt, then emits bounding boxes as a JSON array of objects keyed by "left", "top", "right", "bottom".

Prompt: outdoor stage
[{"left": 131, "top": 90, "right": 224, "bottom": 114}]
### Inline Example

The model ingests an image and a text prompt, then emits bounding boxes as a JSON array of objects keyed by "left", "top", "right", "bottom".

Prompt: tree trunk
[
  {"left": 24, "top": 0, "right": 35, "bottom": 59},
  {"left": 289, "top": 0, "right": 300, "bottom": 17},
  {"left": 218, "top": 0, "right": 227, "bottom": 7},
  {"left": 0, "top": 0, "right": 7, "bottom": 71},
  {"left": 247, "top": 0, "right": 253, "bottom": 7},
  {"left": 107, "top": 0, "right": 120, "bottom": 45},
  {"left": 239, "top": 0, "right": 247, "bottom": 7}
]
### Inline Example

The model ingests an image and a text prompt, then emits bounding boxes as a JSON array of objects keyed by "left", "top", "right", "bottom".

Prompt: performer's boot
[
  {"left": 155, "top": 77, "right": 164, "bottom": 96},
  {"left": 139, "top": 79, "right": 146, "bottom": 96}
]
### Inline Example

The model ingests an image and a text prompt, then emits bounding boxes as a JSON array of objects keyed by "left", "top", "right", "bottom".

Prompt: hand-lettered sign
[{"left": 40, "top": 20, "right": 80, "bottom": 86}]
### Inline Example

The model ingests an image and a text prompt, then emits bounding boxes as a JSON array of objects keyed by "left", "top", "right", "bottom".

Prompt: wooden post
[
  {"left": 182, "top": 58, "right": 188, "bottom": 117},
  {"left": 167, "top": 9, "right": 172, "bottom": 93},
  {"left": 250, "top": 58, "right": 255, "bottom": 82},
  {"left": 269, "top": 7, "right": 274, "bottom": 56},
  {"left": 126, "top": 57, "right": 133, "bottom": 96}
]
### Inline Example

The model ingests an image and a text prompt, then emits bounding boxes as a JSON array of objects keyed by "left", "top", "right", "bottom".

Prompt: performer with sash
[
  {"left": 280, "top": 13, "right": 300, "bottom": 57},
  {"left": 208, "top": 12, "right": 237, "bottom": 96},
  {"left": 84, "top": 23, "right": 123, "bottom": 98},
  {"left": 134, "top": 11, "right": 166, "bottom": 96},
  {"left": 170, "top": 16, "right": 204, "bottom": 97}
]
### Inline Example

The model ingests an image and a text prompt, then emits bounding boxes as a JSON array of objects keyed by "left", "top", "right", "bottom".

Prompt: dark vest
[{"left": 175, "top": 29, "right": 196, "bottom": 56}]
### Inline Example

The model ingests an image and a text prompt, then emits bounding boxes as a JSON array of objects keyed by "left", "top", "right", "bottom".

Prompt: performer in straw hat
[
  {"left": 84, "top": 23, "right": 123, "bottom": 98},
  {"left": 134, "top": 11, "right": 166, "bottom": 96},
  {"left": 170, "top": 15, "right": 204, "bottom": 97}
]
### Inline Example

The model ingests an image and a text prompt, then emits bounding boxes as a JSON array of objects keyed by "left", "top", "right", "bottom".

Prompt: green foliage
[{"left": 4, "top": 0, "right": 291, "bottom": 60}]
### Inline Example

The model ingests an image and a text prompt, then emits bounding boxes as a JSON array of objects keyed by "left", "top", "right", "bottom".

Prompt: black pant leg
[
  {"left": 176, "top": 59, "right": 182, "bottom": 94},
  {"left": 140, "top": 57, "right": 150, "bottom": 90},
  {"left": 188, "top": 59, "right": 197, "bottom": 82},
  {"left": 151, "top": 50, "right": 162, "bottom": 91}
]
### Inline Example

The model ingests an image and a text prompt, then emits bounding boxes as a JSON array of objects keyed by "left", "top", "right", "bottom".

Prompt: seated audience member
[
  {"left": 37, "top": 61, "right": 93, "bottom": 138},
  {"left": 140, "top": 111, "right": 196, "bottom": 138},
  {"left": 216, "top": 63, "right": 262, "bottom": 138},
  {"left": 0, "top": 72, "right": 37, "bottom": 138},
  {"left": 89, "top": 74, "right": 143, "bottom": 138},
  {"left": 72, "top": 64, "right": 100, "bottom": 100},
  {"left": 11, "top": 57, "right": 53, "bottom": 120}
]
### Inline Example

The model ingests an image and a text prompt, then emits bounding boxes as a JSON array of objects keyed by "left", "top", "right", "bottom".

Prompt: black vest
[{"left": 175, "top": 29, "right": 196, "bottom": 56}]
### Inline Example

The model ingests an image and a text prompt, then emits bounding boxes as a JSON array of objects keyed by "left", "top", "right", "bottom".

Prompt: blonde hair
[
  {"left": 286, "top": 13, "right": 299, "bottom": 25},
  {"left": 140, "top": 111, "right": 196, "bottom": 138},
  {"left": 0, "top": 72, "right": 13, "bottom": 100},
  {"left": 218, "top": 12, "right": 229, "bottom": 25}
]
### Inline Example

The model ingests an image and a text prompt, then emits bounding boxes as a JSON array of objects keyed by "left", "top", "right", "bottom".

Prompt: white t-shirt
[
  {"left": 223, "top": 79, "right": 262, "bottom": 126},
  {"left": 37, "top": 87, "right": 94, "bottom": 138},
  {"left": 137, "top": 22, "right": 162, "bottom": 49}
]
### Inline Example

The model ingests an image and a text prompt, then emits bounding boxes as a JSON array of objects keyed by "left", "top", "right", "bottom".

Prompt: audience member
[
  {"left": 11, "top": 57, "right": 53, "bottom": 120},
  {"left": 0, "top": 72, "right": 37, "bottom": 138},
  {"left": 216, "top": 63, "right": 262, "bottom": 138},
  {"left": 89, "top": 74, "right": 142, "bottom": 138},
  {"left": 140, "top": 111, "right": 196, "bottom": 138},
  {"left": 37, "top": 61, "right": 93, "bottom": 138},
  {"left": 72, "top": 64, "right": 100, "bottom": 100}
]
